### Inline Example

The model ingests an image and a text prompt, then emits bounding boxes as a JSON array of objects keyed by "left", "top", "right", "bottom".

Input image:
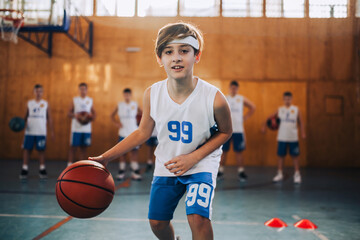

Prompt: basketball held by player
[
  {"left": 20, "top": 84, "right": 54, "bottom": 179},
  {"left": 67, "top": 83, "right": 96, "bottom": 166},
  {"left": 89, "top": 22, "right": 232, "bottom": 240},
  {"left": 262, "top": 91, "right": 306, "bottom": 184}
]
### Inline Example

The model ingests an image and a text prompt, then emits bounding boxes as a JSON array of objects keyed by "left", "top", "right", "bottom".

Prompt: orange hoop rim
[{"left": 0, "top": 9, "right": 24, "bottom": 21}]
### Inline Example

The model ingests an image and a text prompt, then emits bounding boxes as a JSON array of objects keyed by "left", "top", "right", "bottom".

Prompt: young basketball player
[
  {"left": 90, "top": 22, "right": 232, "bottom": 240},
  {"left": 67, "top": 83, "right": 96, "bottom": 166},
  {"left": 110, "top": 88, "right": 142, "bottom": 181},
  {"left": 262, "top": 91, "right": 306, "bottom": 184},
  {"left": 146, "top": 129, "right": 158, "bottom": 171},
  {"left": 218, "top": 81, "right": 255, "bottom": 181},
  {"left": 20, "top": 84, "right": 54, "bottom": 179}
]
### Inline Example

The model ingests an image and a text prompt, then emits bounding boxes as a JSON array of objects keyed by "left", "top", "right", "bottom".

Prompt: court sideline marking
[
  {"left": 292, "top": 215, "right": 329, "bottom": 240},
  {"left": 0, "top": 213, "right": 260, "bottom": 226},
  {"left": 31, "top": 178, "right": 131, "bottom": 240}
]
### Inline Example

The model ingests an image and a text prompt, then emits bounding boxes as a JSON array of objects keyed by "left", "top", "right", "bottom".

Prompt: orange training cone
[
  {"left": 294, "top": 219, "right": 318, "bottom": 229},
  {"left": 264, "top": 218, "right": 288, "bottom": 228}
]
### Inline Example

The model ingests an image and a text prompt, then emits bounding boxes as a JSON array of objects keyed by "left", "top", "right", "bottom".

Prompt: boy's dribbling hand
[
  {"left": 89, "top": 155, "right": 109, "bottom": 167},
  {"left": 164, "top": 154, "right": 197, "bottom": 176}
]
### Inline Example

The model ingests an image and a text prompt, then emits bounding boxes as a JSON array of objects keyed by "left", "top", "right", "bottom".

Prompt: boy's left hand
[{"left": 165, "top": 154, "right": 197, "bottom": 176}]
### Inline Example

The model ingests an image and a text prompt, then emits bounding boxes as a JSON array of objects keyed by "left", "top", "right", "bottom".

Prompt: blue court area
[{"left": 0, "top": 159, "right": 359, "bottom": 240}]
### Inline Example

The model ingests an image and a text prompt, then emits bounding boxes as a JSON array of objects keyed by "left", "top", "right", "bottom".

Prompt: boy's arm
[
  {"left": 90, "top": 106, "right": 96, "bottom": 121},
  {"left": 24, "top": 105, "right": 29, "bottom": 122},
  {"left": 67, "top": 102, "right": 75, "bottom": 119},
  {"left": 243, "top": 97, "right": 256, "bottom": 121},
  {"left": 164, "top": 91, "right": 232, "bottom": 176},
  {"left": 47, "top": 104, "right": 55, "bottom": 139},
  {"left": 261, "top": 110, "right": 278, "bottom": 133},
  {"left": 111, "top": 106, "right": 122, "bottom": 128},
  {"left": 298, "top": 110, "right": 306, "bottom": 139},
  {"left": 89, "top": 88, "right": 154, "bottom": 166}
]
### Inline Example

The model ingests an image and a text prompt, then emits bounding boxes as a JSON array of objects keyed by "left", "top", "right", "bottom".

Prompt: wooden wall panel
[{"left": 0, "top": 17, "right": 357, "bottom": 167}]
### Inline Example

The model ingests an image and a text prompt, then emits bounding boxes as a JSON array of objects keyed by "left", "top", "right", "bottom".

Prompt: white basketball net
[{"left": 0, "top": 11, "right": 24, "bottom": 44}]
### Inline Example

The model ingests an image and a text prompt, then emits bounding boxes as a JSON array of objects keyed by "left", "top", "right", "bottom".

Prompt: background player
[
  {"left": 67, "top": 83, "right": 96, "bottom": 166},
  {"left": 218, "top": 80, "right": 255, "bottom": 181},
  {"left": 20, "top": 84, "right": 54, "bottom": 179},
  {"left": 111, "top": 88, "right": 142, "bottom": 181},
  {"left": 262, "top": 91, "right": 306, "bottom": 184},
  {"left": 90, "top": 22, "right": 232, "bottom": 240},
  {"left": 145, "top": 128, "right": 158, "bottom": 171}
]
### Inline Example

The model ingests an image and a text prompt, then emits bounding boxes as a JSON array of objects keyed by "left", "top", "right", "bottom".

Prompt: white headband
[{"left": 167, "top": 36, "right": 199, "bottom": 50}]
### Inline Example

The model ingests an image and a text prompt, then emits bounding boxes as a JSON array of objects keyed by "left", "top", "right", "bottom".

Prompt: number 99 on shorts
[{"left": 186, "top": 183, "right": 213, "bottom": 208}]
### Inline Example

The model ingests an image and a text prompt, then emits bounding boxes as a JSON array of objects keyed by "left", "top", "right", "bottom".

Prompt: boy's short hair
[
  {"left": 34, "top": 84, "right": 43, "bottom": 89},
  {"left": 230, "top": 81, "right": 239, "bottom": 87},
  {"left": 283, "top": 91, "right": 293, "bottom": 97},
  {"left": 155, "top": 22, "right": 204, "bottom": 58},
  {"left": 79, "top": 82, "right": 88, "bottom": 88},
  {"left": 123, "top": 88, "right": 132, "bottom": 94}
]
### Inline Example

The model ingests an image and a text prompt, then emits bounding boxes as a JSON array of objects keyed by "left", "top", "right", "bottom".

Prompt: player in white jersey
[
  {"left": 20, "top": 84, "right": 54, "bottom": 179},
  {"left": 89, "top": 23, "right": 232, "bottom": 240},
  {"left": 67, "top": 83, "right": 96, "bottom": 166},
  {"left": 262, "top": 91, "right": 306, "bottom": 184},
  {"left": 111, "top": 88, "right": 142, "bottom": 181},
  {"left": 218, "top": 80, "right": 256, "bottom": 181},
  {"left": 146, "top": 128, "right": 158, "bottom": 171}
]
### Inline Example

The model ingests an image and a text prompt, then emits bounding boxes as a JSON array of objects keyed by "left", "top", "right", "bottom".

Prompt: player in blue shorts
[
  {"left": 67, "top": 83, "right": 96, "bottom": 166},
  {"left": 218, "top": 81, "right": 255, "bottom": 181},
  {"left": 262, "top": 91, "right": 306, "bottom": 184},
  {"left": 20, "top": 84, "right": 54, "bottom": 179},
  {"left": 111, "top": 88, "right": 142, "bottom": 181},
  {"left": 90, "top": 22, "right": 232, "bottom": 240}
]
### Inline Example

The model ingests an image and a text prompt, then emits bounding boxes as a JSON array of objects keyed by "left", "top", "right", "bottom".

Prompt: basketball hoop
[{"left": 0, "top": 9, "right": 24, "bottom": 44}]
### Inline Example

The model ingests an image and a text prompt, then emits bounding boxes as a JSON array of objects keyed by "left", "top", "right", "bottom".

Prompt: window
[
  {"left": 138, "top": 0, "right": 178, "bottom": 17},
  {"left": 97, "top": 0, "right": 135, "bottom": 17},
  {"left": 222, "top": 0, "right": 263, "bottom": 17},
  {"left": 69, "top": 0, "right": 93, "bottom": 16},
  {"left": 309, "top": 0, "right": 348, "bottom": 18},
  {"left": 180, "top": 0, "right": 220, "bottom": 17},
  {"left": 266, "top": 0, "right": 305, "bottom": 18}
]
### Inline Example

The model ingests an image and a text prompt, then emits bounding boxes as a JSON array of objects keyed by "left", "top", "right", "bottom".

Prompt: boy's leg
[
  {"left": 68, "top": 132, "right": 80, "bottom": 165},
  {"left": 290, "top": 142, "right": 301, "bottom": 183},
  {"left": 273, "top": 142, "right": 286, "bottom": 182},
  {"left": 187, "top": 214, "right": 213, "bottom": 240},
  {"left": 117, "top": 155, "right": 126, "bottom": 181},
  {"left": 68, "top": 146, "right": 77, "bottom": 165},
  {"left": 79, "top": 146, "right": 87, "bottom": 160},
  {"left": 130, "top": 149, "right": 142, "bottom": 180},
  {"left": 149, "top": 220, "right": 175, "bottom": 240},
  {"left": 233, "top": 133, "right": 247, "bottom": 181},
  {"left": 20, "top": 135, "right": 34, "bottom": 179}
]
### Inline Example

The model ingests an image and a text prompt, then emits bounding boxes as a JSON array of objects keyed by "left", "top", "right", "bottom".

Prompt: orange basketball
[
  {"left": 78, "top": 111, "right": 92, "bottom": 125},
  {"left": 56, "top": 160, "right": 115, "bottom": 218}
]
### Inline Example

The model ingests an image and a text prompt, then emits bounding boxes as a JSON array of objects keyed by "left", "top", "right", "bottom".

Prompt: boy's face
[
  {"left": 79, "top": 86, "right": 87, "bottom": 97},
  {"left": 34, "top": 87, "right": 43, "bottom": 99},
  {"left": 229, "top": 85, "right": 238, "bottom": 96},
  {"left": 283, "top": 96, "right": 292, "bottom": 106},
  {"left": 123, "top": 92, "right": 132, "bottom": 102},
  {"left": 158, "top": 44, "right": 199, "bottom": 81}
]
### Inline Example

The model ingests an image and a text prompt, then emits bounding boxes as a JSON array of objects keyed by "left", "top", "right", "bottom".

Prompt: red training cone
[
  {"left": 294, "top": 219, "right": 318, "bottom": 229},
  {"left": 264, "top": 218, "right": 288, "bottom": 228}
]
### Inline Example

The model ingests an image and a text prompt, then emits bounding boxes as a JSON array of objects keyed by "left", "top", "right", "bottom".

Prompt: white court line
[
  {"left": 292, "top": 215, "right": 329, "bottom": 240},
  {"left": 0, "top": 213, "right": 260, "bottom": 226}
]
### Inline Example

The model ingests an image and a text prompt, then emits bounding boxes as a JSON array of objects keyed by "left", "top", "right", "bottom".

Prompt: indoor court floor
[{"left": 0, "top": 159, "right": 359, "bottom": 240}]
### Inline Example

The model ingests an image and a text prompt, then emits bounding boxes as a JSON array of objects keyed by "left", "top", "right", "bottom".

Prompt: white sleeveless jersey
[
  {"left": 227, "top": 94, "right": 244, "bottom": 133},
  {"left": 118, "top": 101, "right": 138, "bottom": 137},
  {"left": 25, "top": 99, "right": 48, "bottom": 136},
  {"left": 71, "top": 96, "right": 93, "bottom": 133},
  {"left": 277, "top": 105, "right": 299, "bottom": 142},
  {"left": 151, "top": 128, "right": 157, "bottom": 137},
  {"left": 150, "top": 78, "right": 222, "bottom": 177}
]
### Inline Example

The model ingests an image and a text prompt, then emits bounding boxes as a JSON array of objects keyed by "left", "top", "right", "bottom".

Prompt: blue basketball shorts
[
  {"left": 148, "top": 172, "right": 215, "bottom": 221},
  {"left": 222, "top": 133, "right": 246, "bottom": 152},
  {"left": 277, "top": 141, "right": 300, "bottom": 157},
  {"left": 71, "top": 132, "right": 92, "bottom": 147},
  {"left": 146, "top": 136, "right": 158, "bottom": 147},
  {"left": 119, "top": 136, "right": 139, "bottom": 150},
  {"left": 23, "top": 135, "right": 46, "bottom": 151}
]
